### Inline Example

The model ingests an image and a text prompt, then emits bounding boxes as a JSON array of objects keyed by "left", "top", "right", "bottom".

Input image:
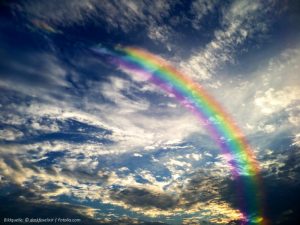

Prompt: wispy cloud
[
  {"left": 181, "top": 0, "right": 277, "bottom": 81},
  {"left": 189, "top": 0, "right": 219, "bottom": 30}
]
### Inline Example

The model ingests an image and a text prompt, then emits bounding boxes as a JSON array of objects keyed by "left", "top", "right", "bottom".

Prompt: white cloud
[
  {"left": 288, "top": 110, "right": 300, "bottom": 127},
  {"left": 186, "top": 153, "right": 202, "bottom": 161},
  {"left": 30, "top": 120, "right": 60, "bottom": 133},
  {"left": 190, "top": 0, "right": 219, "bottom": 30},
  {"left": 291, "top": 133, "right": 300, "bottom": 147},
  {"left": 133, "top": 153, "right": 143, "bottom": 157},
  {"left": 254, "top": 87, "right": 300, "bottom": 115},
  {"left": 147, "top": 24, "right": 171, "bottom": 47},
  {"left": 261, "top": 124, "right": 276, "bottom": 134},
  {"left": 198, "top": 45, "right": 300, "bottom": 140},
  {"left": 0, "top": 51, "right": 208, "bottom": 164},
  {"left": 101, "top": 76, "right": 150, "bottom": 113},
  {"left": 0, "top": 128, "right": 23, "bottom": 141},
  {"left": 167, "top": 159, "right": 192, "bottom": 168},
  {"left": 181, "top": 0, "right": 275, "bottom": 81}
]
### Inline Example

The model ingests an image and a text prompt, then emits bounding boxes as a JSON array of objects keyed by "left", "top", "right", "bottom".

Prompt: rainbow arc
[{"left": 93, "top": 45, "right": 267, "bottom": 225}]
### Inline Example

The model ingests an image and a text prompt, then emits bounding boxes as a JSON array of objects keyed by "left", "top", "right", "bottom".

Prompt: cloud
[
  {"left": 181, "top": 0, "right": 277, "bottom": 81},
  {"left": 102, "top": 164, "right": 243, "bottom": 223},
  {"left": 0, "top": 185, "right": 109, "bottom": 225},
  {"left": 111, "top": 187, "right": 178, "bottom": 210},
  {"left": 190, "top": 44, "right": 300, "bottom": 146},
  {"left": 0, "top": 52, "right": 68, "bottom": 92},
  {"left": 254, "top": 87, "right": 300, "bottom": 115},
  {"left": 1, "top": 1, "right": 300, "bottom": 223},
  {"left": 12, "top": 0, "right": 177, "bottom": 32},
  {"left": 292, "top": 134, "right": 300, "bottom": 147},
  {"left": 0, "top": 47, "right": 229, "bottom": 222},
  {"left": 147, "top": 24, "right": 172, "bottom": 48},
  {"left": 189, "top": 0, "right": 219, "bottom": 30},
  {"left": 257, "top": 148, "right": 300, "bottom": 224},
  {"left": 0, "top": 56, "right": 205, "bottom": 155},
  {"left": 0, "top": 128, "right": 23, "bottom": 141},
  {"left": 0, "top": 135, "right": 241, "bottom": 222}
]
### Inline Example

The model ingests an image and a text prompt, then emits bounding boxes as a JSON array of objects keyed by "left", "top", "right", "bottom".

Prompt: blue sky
[{"left": 0, "top": 1, "right": 300, "bottom": 224}]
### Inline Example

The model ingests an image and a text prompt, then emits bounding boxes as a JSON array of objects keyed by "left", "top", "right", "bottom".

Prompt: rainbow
[{"left": 92, "top": 45, "right": 267, "bottom": 225}]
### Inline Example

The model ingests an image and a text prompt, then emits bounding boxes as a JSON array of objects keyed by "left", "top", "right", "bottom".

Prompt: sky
[{"left": 0, "top": 0, "right": 300, "bottom": 224}]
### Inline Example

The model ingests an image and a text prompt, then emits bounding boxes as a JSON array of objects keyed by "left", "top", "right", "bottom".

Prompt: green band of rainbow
[{"left": 92, "top": 45, "right": 267, "bottom": 225}]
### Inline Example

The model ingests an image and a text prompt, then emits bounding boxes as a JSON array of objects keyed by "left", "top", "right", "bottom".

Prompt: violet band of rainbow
[{"left": 92, "top": 45, "right": 267, "bottom": 225}]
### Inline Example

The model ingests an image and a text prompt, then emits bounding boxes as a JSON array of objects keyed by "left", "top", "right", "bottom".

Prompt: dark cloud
[
  {"left": 179, "top": 169, "right": 227, "bottom": 207},
  {"left": 0, "top": 183, "right": 171, "bottom": 225},
  {"left": 60, "top": 168, "right": 110, "bottom": 183},
  {"left": 0, "top": 193, "right": 170, "bottom": 225},
  {"left": 0, "top": 153, "right": 40, "bottom": 177},
  {"left": 275, "top": 146, "right": 300, "bottom": 182},
  {"left": 263, "top": 179, "right": 300, "bottom": 225},
  {"left": 0, "top": 184, "right": 100, "bottom": 225},
  {"left": 261, "top": 146, "right": 300, "bottom": 224},
  {"left": 218, "top": 148, "right": 300, "bottom": 225},
  {"left": 111, "top": 187, "right": 178, "bottom": 210}
]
